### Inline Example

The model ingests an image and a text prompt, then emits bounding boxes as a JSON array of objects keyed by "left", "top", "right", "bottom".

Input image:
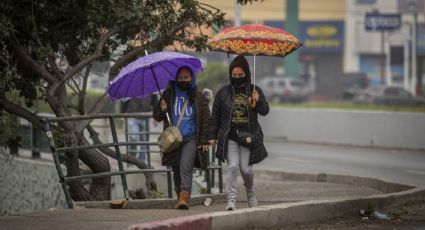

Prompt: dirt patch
[{"left": 252, "top": 199, "right": 425, "bottom": 230}]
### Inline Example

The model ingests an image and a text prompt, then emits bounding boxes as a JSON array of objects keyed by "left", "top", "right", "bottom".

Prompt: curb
[
  {"left": 253, "top": 170, "right": 414, "bottom": 193},
  {"left": 127, "top": 170, "right": 422, "bottom": 230},
  {"left": 128, "top": 214, "right": 213, "bottom": 230},
  {"left": 210, "top": 188, "right": 425, "bottom": 230},
  {"left": 128, "top": 188, "right": 425, "bottom": 230}
]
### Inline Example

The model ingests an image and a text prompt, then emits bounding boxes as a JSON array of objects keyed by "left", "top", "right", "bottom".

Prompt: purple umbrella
[{"left": 107, "top": 51, "right": 203, "bottom": 101}]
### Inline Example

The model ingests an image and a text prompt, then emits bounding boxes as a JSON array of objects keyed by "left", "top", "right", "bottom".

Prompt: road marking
[
  {"left": 406, "top": 170, "right": 425, "bottom": 176},
  {"left": 276, "top": 156, "right": 321, "bottom": 164}
]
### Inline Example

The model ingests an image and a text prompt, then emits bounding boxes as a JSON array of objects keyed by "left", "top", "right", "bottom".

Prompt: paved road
[{"left": 257, "top": 141, "right": 425, "bottom": 187}]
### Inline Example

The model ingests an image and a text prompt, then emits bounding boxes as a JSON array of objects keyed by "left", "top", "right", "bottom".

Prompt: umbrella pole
[
  {"left": 150, "top": 65, "right": 172, "bottom": 124},
  {"left": 248, "top": 54, "right": 257, "bottom": 108},
  {"left": 253, "top": 16, "right": 258, "bottom": 90},
  {"left": 253, "top": 54, "right": 256, "bottom": 89}
]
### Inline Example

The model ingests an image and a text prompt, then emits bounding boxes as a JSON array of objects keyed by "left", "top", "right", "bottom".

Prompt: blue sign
[
  {"left": 356, "top": 0, "right": 377, "bottom": 4},
  {"left": 300, "top": 21, "right": 344, "bottom": 53},
  {"left": 365, "top": 13, "right": 401, "bottom": 31}
]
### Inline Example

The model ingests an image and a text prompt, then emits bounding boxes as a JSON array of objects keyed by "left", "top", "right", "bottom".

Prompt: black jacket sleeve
[
  {"left": 153, "top": 89, "right": 171, "bottom": 123},
  {"left": 208, "top": 88, "right": 223, "bottom": 140},
  {"left": 253, "top": 86, "right": 269, "bottom": 116},
  {"left": 199, "top": 92, "right": 211, "bottom": 144}
]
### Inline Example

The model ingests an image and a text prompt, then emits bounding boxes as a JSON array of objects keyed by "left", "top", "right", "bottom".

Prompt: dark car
[{"left": 353, "top": 86, "right": 425, "bottom": 107}]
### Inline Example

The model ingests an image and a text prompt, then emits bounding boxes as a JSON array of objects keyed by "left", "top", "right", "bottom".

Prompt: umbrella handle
[
  {"left": 248, "top": 97, "right": 256, "bottom": 108},
  {"left": 253, "top": 54, "right": 256, "bottom": 90},
  {"left": 165, "top": 111, "right": 171, "bottom": 124}
]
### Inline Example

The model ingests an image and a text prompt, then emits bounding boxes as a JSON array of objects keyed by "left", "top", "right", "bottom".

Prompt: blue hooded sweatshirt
[{"left": 172, "top": 67, "right": 197, "bottom": 138}]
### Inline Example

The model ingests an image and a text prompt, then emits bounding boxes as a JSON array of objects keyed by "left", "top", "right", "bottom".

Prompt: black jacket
[
  {"left": 153, "top": 82, "right": 211, "bottom": 169},
  {"left": 209, "top": 55, "right": 269, "bottom": 165}
]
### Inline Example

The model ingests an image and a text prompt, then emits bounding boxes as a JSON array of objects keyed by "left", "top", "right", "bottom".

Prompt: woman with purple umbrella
[{"left": 153, "top": 66, "right": 211, "bottom": 210}]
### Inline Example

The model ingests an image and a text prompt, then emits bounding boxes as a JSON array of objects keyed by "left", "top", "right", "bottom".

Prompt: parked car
[
  {"left": 353, "top": 86, "right": 425, "bottom": 107},
  {"left": 341, "top": 73, "right": 368, "bottom": 101},
  {"left": 257, "top": 76, "right": 310, "bottom": 103}
]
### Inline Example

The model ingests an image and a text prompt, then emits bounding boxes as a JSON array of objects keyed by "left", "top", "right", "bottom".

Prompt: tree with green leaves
[{"left": 0, "top": 0, "right": 257, "bottom": 201}]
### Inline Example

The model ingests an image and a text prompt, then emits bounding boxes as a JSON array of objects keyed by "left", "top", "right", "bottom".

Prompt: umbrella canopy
[
  {"left": 107, "top": 51, "right": 203, "bottom": 101},
  {"left": 207, "top": 23, "right": 302, "bottom": 57}
]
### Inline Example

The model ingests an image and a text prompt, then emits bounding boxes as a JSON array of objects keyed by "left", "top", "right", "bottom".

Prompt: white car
[{"left": 257, "top": 76, "right": 310, "bottom": 103}]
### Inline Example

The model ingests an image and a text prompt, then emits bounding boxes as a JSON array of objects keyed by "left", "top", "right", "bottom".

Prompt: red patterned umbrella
[
  {"left": 207, "top": 23, "right": 302, "bottom": 57},
  {"left": 208, "top": 23, "right": 302, "bottom": 106}
]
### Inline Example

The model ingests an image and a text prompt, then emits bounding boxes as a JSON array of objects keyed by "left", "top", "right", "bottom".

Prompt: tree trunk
[
  {"left": 63, "top": 136, "right": 96, "bottom": 201},
  {"left": 86, "top": 125, "right": 158, "bottom": 192},
  {"left": 78, "top": 138, "right": 111, "bottom": 200},
  {"left": 60, "top": 118, "right": 112, "bottom": 201}
]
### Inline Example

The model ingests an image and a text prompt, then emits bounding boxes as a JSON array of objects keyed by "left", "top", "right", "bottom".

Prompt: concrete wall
[
  {"left": 259, "top": 108, "right": 425, "bottom": 150},
  {"left": 0, "top": 155, "right": 66, "bottom": 215}
]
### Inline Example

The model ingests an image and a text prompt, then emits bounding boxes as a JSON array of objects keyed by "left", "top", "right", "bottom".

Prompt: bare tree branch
[
  {"left": 49, "top": 25, "right": 122, "bottom": 95},
  {"left": 66, "top": 80, "right": 79, "bottom": 95},
  {"left": 198, "top": 2, "right": 222, "bottom": 12},
  {"left": 0, "top": 96, "right": 43, "bottom": 130},
  {"left": 48, "top": 54, "right": 64, "bottom": 77},
  {"left": 78, "top": 64, "right": 91, "bottom": 114},
  {"left": 109, "top": 20, "right": 192, "bottom": 82},
  {"left": 9, "top": 37, "right": 56, "bottom": 84},
  {"left": 75, "top": 93, "right": 110, "bottom": 133},
  {"left": 76, "top": 19, "right": 191, "bottom": 134}
]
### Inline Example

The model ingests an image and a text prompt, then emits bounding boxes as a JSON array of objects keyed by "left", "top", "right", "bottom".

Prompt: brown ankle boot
[{"left": 175, "top": 191, "right": 190, "bottom": 209}]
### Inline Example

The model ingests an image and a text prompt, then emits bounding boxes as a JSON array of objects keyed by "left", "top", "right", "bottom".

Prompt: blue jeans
[
  {"left": 172, "top": 137, "right": 197, "bottom": 193},
  {"left": 226, "top": 139, "right": 253, "bottom": 201}
]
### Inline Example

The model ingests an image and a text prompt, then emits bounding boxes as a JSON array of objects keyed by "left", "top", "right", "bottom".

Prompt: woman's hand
[
  {"left": 248, "top": 90, "right": 259, "bottom": 108},
  {"left": 160, "top": 99, "right": 167, "bottom": 111},
  {"left": 199, "top": 145, "right": 210, "bottom": 152},
  {"left": 208, "top": 139, "right": 217, "bottom": 146},
  {"left": 251, "top": 90, "right": 259, "bottom": 102}
]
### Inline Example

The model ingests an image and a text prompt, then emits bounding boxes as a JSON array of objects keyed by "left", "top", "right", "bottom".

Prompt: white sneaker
[
  {"left": 247, "top": 191, "right": 258, "bottom": 208},
  {"left": 225, "top": 199, "right": 236, "bottom": 211}
]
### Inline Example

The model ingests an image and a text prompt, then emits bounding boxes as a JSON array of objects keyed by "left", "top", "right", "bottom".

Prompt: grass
[{"left": 271, "top": 102, "right": 425, "bottom": 113}]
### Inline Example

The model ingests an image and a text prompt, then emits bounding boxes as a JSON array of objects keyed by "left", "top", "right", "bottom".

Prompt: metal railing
[{"left": 41, "top": 112, "right": 223, "bottom": 209}]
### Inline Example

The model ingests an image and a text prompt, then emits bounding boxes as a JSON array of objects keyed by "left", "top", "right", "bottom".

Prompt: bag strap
[{"left": 176, "top": 99, "right": 189, "bottom": 128}]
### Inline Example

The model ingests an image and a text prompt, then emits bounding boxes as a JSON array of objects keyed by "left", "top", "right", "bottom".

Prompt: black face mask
[
  {"left": 231, "top": 77, "right": 247, "bottom": 87},
  {"left": 177, "top": 81, "right": 191, "bottom": 91}
]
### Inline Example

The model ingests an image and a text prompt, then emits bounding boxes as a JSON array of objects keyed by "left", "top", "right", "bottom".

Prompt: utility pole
[
  {"left": 411, "top": 11, "right": 418, "bottom": 95},
  {"left": 284, "top": 0, "right": 300, "bottom": 77},
  {"left": 234, "top": 0, "right": 241, "bottom": 26},
  {"left": 398, "top": 0, "right": 422, "bottom": 95}
]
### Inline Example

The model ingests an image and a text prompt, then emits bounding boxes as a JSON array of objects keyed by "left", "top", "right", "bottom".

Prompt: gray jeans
[
  {"left": 226, "top": 139, "right": 253, "bottom": 200},
  {"left": 172, "top": 137, "right": 197, "bottom": 193}
]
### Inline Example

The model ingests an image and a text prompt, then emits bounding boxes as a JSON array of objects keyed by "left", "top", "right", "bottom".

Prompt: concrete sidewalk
[{"left": 0, "top": 170, "right": 422, "bottom": 230}]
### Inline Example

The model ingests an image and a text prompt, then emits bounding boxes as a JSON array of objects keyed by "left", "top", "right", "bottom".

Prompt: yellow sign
[{"left": 306, "top": 25, "right": 337, "bottom": 38}]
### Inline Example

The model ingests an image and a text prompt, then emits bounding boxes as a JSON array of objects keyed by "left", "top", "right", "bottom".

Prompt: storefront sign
[
  {"left": 356, "top": 0, "right": 377, "bottom": 4},
  {"left": 365, "top": 13, "right": 401, "bottom": 31},
  {"left": 264, "top": 20, "right": 344, "bottom": 53},
  {"left": 300, "top": 21, "right": 344, "bottom": 53}
]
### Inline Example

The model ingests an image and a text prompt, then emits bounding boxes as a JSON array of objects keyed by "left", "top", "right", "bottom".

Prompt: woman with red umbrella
[{"left": 208, "top": 55, "right": 269, "bottom": 211}]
